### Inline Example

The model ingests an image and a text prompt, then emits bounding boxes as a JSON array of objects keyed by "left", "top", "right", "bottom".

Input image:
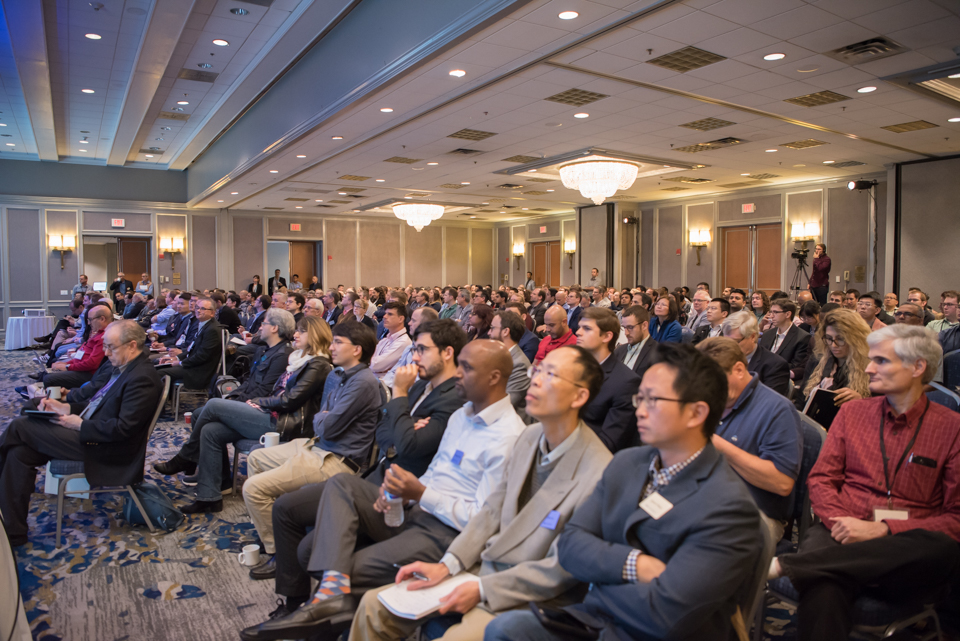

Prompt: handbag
[{"left": 122, "top": 482, "right": 185, "bottom": 532}]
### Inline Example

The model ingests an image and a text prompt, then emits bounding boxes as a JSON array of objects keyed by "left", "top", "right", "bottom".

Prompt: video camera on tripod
[{"left": 791, "top": 247, "right": 809, "bottom": 264}]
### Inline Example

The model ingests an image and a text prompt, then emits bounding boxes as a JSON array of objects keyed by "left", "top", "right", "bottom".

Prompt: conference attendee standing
[
  {"left": 135, "top": 273, "right": 154, "bottom": 297},
  {"left": 109, "top": 272, "right": 134, "bottom": 297},
  {"left": 809, "top": 243, "right": 831, "bottom": 304},
  {"left": 72, "top": 274, "right": 90, "bottom": 298},
  {"left": 268, "top": 269, "right": 287, "bottom": 295},
  {"left": 524, "top": 271, "right": 536, "bottom": 290},
  {"left": 648, "top": 296, "right": 682, "bottom": 343},
  {"left": 248, "top": 275, "right": 264, "bottom": 297}
]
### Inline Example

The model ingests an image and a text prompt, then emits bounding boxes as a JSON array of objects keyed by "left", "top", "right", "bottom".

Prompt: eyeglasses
[
  {"left": 412, "top": 344, "right": 438, "bottom": 356},
  {"left": 631, "top": 393, "right": 689, "bottom": 410},
  {"left": 822, "top": 335, "right": 846, "bottom": 346},
  {"left": 331, "top": 338, "right": 354, "bottom": 347},
  {"left": 621, "top": 323, "right": 639, "bottom": 332},
  {"left": 770, "top": 309, "right": 788, "bottom": 315},
  {"left": 527, "top": 364, "right": 585, "bottom": 388},
  {"left": 894, "top": 311, "right": 920, "bottom": 319}
]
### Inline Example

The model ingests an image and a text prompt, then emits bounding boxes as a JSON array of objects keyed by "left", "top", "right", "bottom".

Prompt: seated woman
[
  {"left": 348, "top": 298, "right": 378, "bottom": 330},
  {"left": 467, "top": 303, "right": 494, "bottom": 340},
  {"left": 649, "top": 295, "right": 682, "bottom": 342},
  {"left": 177, "top": 316, "right": 334, "bottom": 514},
  {"left": 799, "top": 307, "right": 871, "bottom": 409}
]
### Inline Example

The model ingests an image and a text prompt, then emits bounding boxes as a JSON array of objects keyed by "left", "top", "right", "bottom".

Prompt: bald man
[
  {"left": 243, "top": 340, "right": 526, "bottom": 640},
  {"left": 533, "top": 305, "right": 576, "bottom": 365}
]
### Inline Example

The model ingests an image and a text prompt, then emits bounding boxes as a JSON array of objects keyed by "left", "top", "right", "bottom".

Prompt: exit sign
[
  {"left": 540, "top": 226, "right": 546, "bottom": 233},
  {"left": 111, "top": 218, "right": 125, "bottom": 228},
  {"left": 290, "top": 223, "right": 301, "bottom": 232},
  {"left": 742, "top": 204, "right": 755, "bottom": 214}
]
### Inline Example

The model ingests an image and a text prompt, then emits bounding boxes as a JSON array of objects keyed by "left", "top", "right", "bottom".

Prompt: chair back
[
  {"left": 793, "top": 413, "right": 827, "bottom": 539},
  {"left": 927, "top": 381, "right": 960, "bottom": 412},
  {"left": 147, "top": 375, "right": 172, "bottom": 441},
  {"left": 681, "top": 326, "right": 694, "bottom": 344},
  {"left": 944, "top": 350, "right": 960, "bottom": 390},
  {"left": 741, "top": 516, "right": 776, "bottom": 634}
]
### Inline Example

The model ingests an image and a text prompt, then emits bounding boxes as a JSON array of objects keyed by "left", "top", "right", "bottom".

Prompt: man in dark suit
[
  {"left": 565, "top": 290, "right": 583, "bottom": 334},
  {"left": 322, "top": 289, "right": 342, "bottom": 327},
  {"left": 152, "top": 293, "right": 194, "bottom": 351},
  {"left": 486, "top": 343, "right": 762, "bottom": 641},
  {"left": 0, "top": 320, "right": 163, "bottom": 546},
  {"left": 246, "top": 295, "right": 272, "bottom": 334},
  {"left": 528, "top": 288, "right": 548, "bottom": 331},
  {"left": 723, "top": 311, "right": 790, "bottom": 397},
  {"left": 692, "top": 297, "right": 730, "bottom": 345},
  {"left": 503, "top": 302, "right": 539, "bottom": 363},
  {"left": 268, "top": 269, "right": 287, "bottom": 295},
  {"left": 759, "top": 298, "right": 810, "bottom": 381},
  {"left": 613, "top": 305, "right": 657, "bottom": 380},
  {"left": 576, "top": 307, "right": 641, "bottom": 452},
  {"left": 212, "top": 292, "right": 242, "bottom": 335},
  {"left": 158, "top": 296, "right": 222, "bottom": 390},
  {"left": 109, "top": 271, "right": 134, "bottom": 297}
]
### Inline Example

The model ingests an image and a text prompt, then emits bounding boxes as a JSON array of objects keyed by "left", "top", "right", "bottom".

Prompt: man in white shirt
[
  {"left": 381, "top": 306, "right": 438, "bottom": 389},
  {"left": 370, "top": 302, "right": 412, "bottom": 379},
  {"left": 242, "top": 340, "right": 525, "bottom": 640},
  {"left": 592, "top": 287, "right": 611, "bottom": 309},
  {"left": 685, "top": 290, "right": 710, "bottom": 332},
  {"left": 692, "top": 297, "right": 730, "bottom": 345}
]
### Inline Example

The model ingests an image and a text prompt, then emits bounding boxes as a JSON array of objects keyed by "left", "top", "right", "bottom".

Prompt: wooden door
[
  {"left": 289, "top": 241, "right": 316, "bottom": 286},
  {"left": 530, "top": 241, "right": 562, "bottom": 287},
  {"left": 720, "top": 224, "right": 782, "bottom": 295},
  {"left": 118, "top": 238, "right": 149, "bottom": 277},
  {"left": 549, "top": 241, "right": 561, "bottom": 287},
  {"left": 754, "top": 224, "right": 782, "bottom": 297},
  {"left": 533, "top": 243, "right": 547, "bottom": 286},
  {"left": 722, "top": 226, "right": 751, "bottom": 293}
]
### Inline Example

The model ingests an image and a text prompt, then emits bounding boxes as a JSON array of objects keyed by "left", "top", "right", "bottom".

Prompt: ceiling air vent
[
  {"left": 263, "top": 207, "right": 284, "bottom": 210},
  {"left": 344, "top": 195, "right": 364, "bottom": 199},
  {"left": 544, "top": 88, "right": 609, "bottom": 107},
  {"left": 530, "top": 207, "right": 551, "bottom": 211},
  {"left": 339, "top": 175, "right": 370, "bottom": 181},
  {"left": 158, "top": 111, "right": 190, "bottom": 121},
  {"left": 405, "top": 192, "right": 431, "bottom": 198},
  {"left": 304, "top": 189, "right": 332, "bottom": 194},
  {"left": 448, "top": 129, "right": 497, "bottom": 141},
  {"left": 475, "top": 209, "right": 497, "bottom": 213},
  {"left": 829, "top": 160, "right": 865, "bottom": 168},
  {"left": 780, "top": 139, "right": 827, "bottom": 149},
  {"left": 824, "top": 37, "right": 906, "bottom": 65},
  {"left": 662, "top": 186, "right": 690, "bottom": 191},
  {"left": 337, "top": 187, "right": 364, "bottom": 193},
  {"left": 720, "top": 182, "right": 755, "bottom": 188},
  {"left": 526, "top": 177, "right": 554, "bottom": 183},
  {"left": 881, "top": 120, "right": 938, "bottom": 133},
  {"left": 177, "top": 68, "right": 219, "bottom": 83},
  {"left": 384, "top": 156, "right": 421, "bottom": 164},
  {"left": 502, "top": 154, "right": 540, "bottom": 163},
  {"left": 439, "top": 184, "right": 464, "bottom": 189},
  {"left": 674, "top": 137, "right": 745, "bottom": 153},
  {"left": 784, "top": 91, "right": 850, "bottom": 107},
  {"left": 664, "top": 176, "right": 714, "bottom": 184},
  {"left": 498, "top": 184, "right": 524, "bottom": 190},
  {"left": 329, "top": 200, "right": 350, "bottom": 204},
  {"left": 748, "top": 173, "right": 780, "bottom": 180},
  {"left": 315, "top": 204, "right": 334, "bottom": 208},
  {"left": 647, "top": 46, "right": 726, "bottom": 73},
  {"left": 284, "top": 197, "right": 308, "bottom": 202},
  {"left": 679, "top": 117, "right": 735, "bottom": 131},
  {"left": 522, "top": 190, "right": 549, "bottom": 195},
  {"left": 447, "top": 148, "right": 483, "bottom": 155}
]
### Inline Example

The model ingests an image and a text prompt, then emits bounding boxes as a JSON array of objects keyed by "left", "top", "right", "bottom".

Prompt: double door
[
  {"left": 721, "top": 223, "right": 781, "bottom": 297},
  {"left": 530, "top": 241, "right": 561, "bottom": 287}
]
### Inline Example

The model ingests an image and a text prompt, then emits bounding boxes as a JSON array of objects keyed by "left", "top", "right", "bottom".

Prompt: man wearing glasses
[
  {"left": 486, "top": 343, "right": 762, "bottom": 641},
  {"left": 894, "top": 303, "right": 925, "bottom": 327},
  {"left": 613, "top": 305, "right": 657, "bottom": 380},
  {"left": 855, "top": 292, "right": 887, "bottom": 332},
  {"left": 928, "top": 290, "right": 959, "bottom": 334},
  {"left": 157, "top": 296, "right": 222, "bottom": 390},
  {"left": 722, "top": 311, "right": 790, "bottom": 398},
  {"left": 0, "top": 321, "right": 163, "bottom": 546},
  {"left": 758, "top": 298, "right": 810, "bottom": 381}
]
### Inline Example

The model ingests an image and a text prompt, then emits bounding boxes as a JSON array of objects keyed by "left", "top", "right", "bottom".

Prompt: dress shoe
[
  {"left": 27, "top": 371, "right": 43, "bottom": 381},
  {"left": 15, "top": 386, "right": 30, "bottom": 400},
  {"left": 152, "top": 454, "right": 197, "bottom": 476},
  {"left": 249, "top": 555, "right": 275, "bottom": 581},
  {"left": 180, "top": 499, "right": 222, "bottom": 514},
  {"left": 238, "top": 594, "right": 357, "bottom": 641},
  {"left": 181, "top": 472, "right": 199, "bottom": 486},
  {"left": 33, "top": 334, "right": 51, "bottom": 344}
]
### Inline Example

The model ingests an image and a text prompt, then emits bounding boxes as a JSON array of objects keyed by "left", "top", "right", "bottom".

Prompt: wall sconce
[
  {"left": 160, "top": 237, "right": 185, "bottom": 268},
  {"left": 790, "top": 222, "right": 820, "bottom": 249},
  {"left": 512, "top": 242, "right": 525, "bottom": 269},
  {"left": 688, "top": 229, "right": 711, "bottom": 266},
  {"left": 563, "top": 239, "right": 576, "bottom": 269},
  {"left": 49, "top": 234, "right": 76, "bottom": 270}
]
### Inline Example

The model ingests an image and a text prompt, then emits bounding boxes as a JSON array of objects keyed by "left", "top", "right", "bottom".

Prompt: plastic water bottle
[{"left": 384, "top": 492, "right": 404, "bottom": 527}]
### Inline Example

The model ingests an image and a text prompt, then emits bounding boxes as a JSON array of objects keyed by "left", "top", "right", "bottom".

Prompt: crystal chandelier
[
  {"left": 558, "top": 160, "right": 639, "bottom": 205},
  {"left": 392, "top": 203, "right": 445, "bottom": 232}
]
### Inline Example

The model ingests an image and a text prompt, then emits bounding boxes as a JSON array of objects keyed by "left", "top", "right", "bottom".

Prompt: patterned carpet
[{"left": 1, "top": 348, "right": 800, "bottom": 641}]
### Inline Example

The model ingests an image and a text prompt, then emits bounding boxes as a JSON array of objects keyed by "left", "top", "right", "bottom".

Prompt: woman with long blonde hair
[{"left": 803, "top": 308, "right": 872, "bottom": 406}]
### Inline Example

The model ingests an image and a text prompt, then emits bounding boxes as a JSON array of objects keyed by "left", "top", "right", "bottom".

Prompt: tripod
[{"left": 790, "top": 256, "right": 810, "bottom": 295}]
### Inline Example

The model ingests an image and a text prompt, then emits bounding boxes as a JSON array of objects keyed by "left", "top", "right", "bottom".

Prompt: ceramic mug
[
  {"left": 238, "top": 544, "right": 260, "bottom": 566},
  {"left": 260, "top": 432, "right": 280, "bottom": 448}
]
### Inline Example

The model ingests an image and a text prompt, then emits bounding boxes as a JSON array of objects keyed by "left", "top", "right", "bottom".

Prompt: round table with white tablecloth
[{"left": 4, "top": 315, "right": 56, "bottom": 350}]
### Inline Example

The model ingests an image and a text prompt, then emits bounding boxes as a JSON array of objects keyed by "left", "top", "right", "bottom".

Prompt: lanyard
[{"left": 879, "top": 397, "right": 930, "bottom": 508}]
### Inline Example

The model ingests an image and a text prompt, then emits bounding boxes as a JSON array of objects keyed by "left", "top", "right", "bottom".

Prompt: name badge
[
  {"left": 874, "top": 507, "right": 909, "bottom": 522},
  {"left": 540, "top": 510, "right": 561, "bottom": 530},
  {"left": 639, "top": 492, "right": 674, "bottom": 520},
  {"left": 451, "top": 450, "right": 464, "bottom": 466},
  {"left": 176, "top": 334, "right": 186, "bottom": 346}
]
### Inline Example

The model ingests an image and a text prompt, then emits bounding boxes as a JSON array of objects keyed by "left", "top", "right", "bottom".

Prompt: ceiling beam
[
  {"left": 106, "top": 0, "right": 196, "bottom": 167},
  {"left": 2, "top": 0, "right": 57, "bottom": 161}
]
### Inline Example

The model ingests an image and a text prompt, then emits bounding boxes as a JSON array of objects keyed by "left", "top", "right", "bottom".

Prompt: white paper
[
  {"left": 377, "top": 574, "right": 480, "bottom": 620},
  {"left": 230, "top": 337, "right": 247, "bottom": 346}
]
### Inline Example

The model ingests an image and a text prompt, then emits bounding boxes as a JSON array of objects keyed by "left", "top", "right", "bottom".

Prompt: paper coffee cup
[{"left": 184, "top": 412, "right": 192, "bottom": 424}]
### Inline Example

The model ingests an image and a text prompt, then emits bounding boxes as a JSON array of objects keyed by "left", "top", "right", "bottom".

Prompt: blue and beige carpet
[{"left": 2, "top": 349, "right": 799, "bottom": 640}]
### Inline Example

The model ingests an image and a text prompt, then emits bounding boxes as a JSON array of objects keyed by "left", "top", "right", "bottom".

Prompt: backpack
[{"left": 122, "top": 482, "right": 184, "bottom": 532}]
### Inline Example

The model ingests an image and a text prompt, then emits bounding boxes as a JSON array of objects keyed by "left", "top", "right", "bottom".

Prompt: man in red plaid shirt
[{"left": 771, "top": 323, "right": 960, "bottom": 641}]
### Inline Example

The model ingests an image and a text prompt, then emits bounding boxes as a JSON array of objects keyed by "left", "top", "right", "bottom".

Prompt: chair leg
[
  {"left": 127, "top": 486, "right": 157, "bottom": 533},
  {"left": 172, "top": 385, "right": 180, "bottom": 419},
  {"left": 232, "top": 447, "right": 241, "bottom": 495},
  {"left": 56, "top": 476, "right": 68, "bottom": 549}
]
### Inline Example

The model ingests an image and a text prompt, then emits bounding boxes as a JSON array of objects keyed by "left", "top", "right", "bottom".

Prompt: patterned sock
[{"left": 310, "top": 570, "right": 351, "bottom": 604}]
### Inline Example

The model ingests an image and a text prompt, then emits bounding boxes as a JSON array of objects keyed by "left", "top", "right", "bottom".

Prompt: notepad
[
  {"left": 377, "top": 574, "right": 480, "bottom": 620},
  {"left": 230, "top": 337, "right": 247, "bottom": 346}
]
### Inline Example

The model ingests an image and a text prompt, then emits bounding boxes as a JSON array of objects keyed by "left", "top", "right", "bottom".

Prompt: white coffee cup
[
  {"left": 260, "top": 432, "right": 280, "bottom": 448},
  {"left": 46, "top": 387, "right": 61, "bottom": 400},
  {"left": 238, "top": 544, "right": 260, "bottom": 566}
]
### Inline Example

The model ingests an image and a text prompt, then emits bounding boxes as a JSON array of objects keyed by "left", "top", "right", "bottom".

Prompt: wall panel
[
  {"left": 640, "top": 209, "right": 654, "bottom": 288},
  {"left": 471, "top": 228, "right": 493, "bottom": 285},
  {"left": 7, "top": 209, "right": 42, "bottom": 301},
  {"left": 233, "top": 217, "right": 264, "bottom": 292},
  {"left": 786, "top": 190, "right": 822, "bottom": 228},
  {"left": 192, "top": 216, "right": 218, "bottom": 291},
  {"left": 46, "top": 210, "right": 78, "bottom": 301},
  {"left": 445, "top": 227, "right": 469, "bottom": 285},
  {"left": 827, "top": 187, "right": 870, "bottom": 290},
  {"left": 158, "top": 214, "right": 187, "bottom": 289},
  {"left": 83, "top": 211, "right": 152, "bottom": 233},
  {"left": 685, "top": 203, "right": 714, "bottom": 290},
  {"left": 361, "top": 222, "right": 401, "bottom": 287},
  {"left": 404, "top": 225, "right": 442, "bottom": 287},
  {"left": 496, "top": 226, "right": 510, "bottom": 287},
  {"left": 579, "top": 205, "right": 608, "bottom": 285},
  {"left": 267, "top": 217, "right": 324, "bottom": 239},
  {"left": 900, "top": 158, "right": 960, "bottom": 297},
  {"left": 325, "top": 220, "right": 357, "bottom": 287},
  {"left": 656, "top": 205, "right": 682, "bottom": 289}
]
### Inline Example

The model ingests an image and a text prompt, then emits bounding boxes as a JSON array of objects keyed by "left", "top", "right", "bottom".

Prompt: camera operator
[{"left": 808, "top": 243, "right": 830, "bottom": 304}]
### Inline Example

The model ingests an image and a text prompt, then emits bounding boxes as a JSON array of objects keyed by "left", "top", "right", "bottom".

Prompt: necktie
[{"left": 80, "top": 374, "right": 120, "bottom": 419}]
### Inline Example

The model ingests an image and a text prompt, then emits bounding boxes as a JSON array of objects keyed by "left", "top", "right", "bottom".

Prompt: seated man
[
  {"left": 759, "top": 298, "right": 810, "bottom": 381},
  {"left": 576, "top": 307, "right": 641, "bottom": 453},
  {"left": 370, "top": 302, "right": 412, "bottom": 380},
  {"left": 256, "top": 320, "right": 467, "bottom": 586},
  {"left": 157, "top": 296, "right": 222, "bottom": 390},
  {"left": 153, "top": 292, "right": 195, "bottom": 349},
  {"left": 533, "top": 306, "right": 576, "bottom": 365},
  {"left": 213, "top": 291, "right": 242, "bottom": 335},
  {"left": 240, "top": 340, "right": 525, "bottom": 641},
  {"left": 381, "top": 306, "right": 438, "bottom": 389},
  {"left": 486, "top": 343, "right": 762, "bottom": 641},
  {"left": 349, "top": 345, "right": 613, "bottom": 641},
  {"left": 502, "top": 303, "right": 539, "bottom": 363},
  {"left": 489, "top": 311, "right": 530, "bottom": 414},
  {"left": 770, "top": 324, "right": 960, "bottom": 641},
  {"left": 241, "top": 322, "right": 383, "bottom": 559},
  {"left": 698, "top": 337, "right": 802, "bottom": 540},
  {"left": 692, "top": 297, "right": 730, "bottom": 344},
  {"left": 36, "top": 304, "right": 112, "bottom": 389},
  {"left": 613, "top": 305, "right": 657, "bottom": 379},
  {"left": 723, "top": 311, "right": 790, "bottom": 397},
  {"left": 0, "top": 321, "right": 163, "bottom": 546}
]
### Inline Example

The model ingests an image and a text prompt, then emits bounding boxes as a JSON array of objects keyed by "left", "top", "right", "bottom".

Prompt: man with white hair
[
  {"left": 722, "top": 311, "right": 790, "bottom": 397},
  {"left": 684, "top": 290, "right": 711, "bottom": 332},
  {"left": 770, "top": 324, "right": 960, "bottom": 641}
]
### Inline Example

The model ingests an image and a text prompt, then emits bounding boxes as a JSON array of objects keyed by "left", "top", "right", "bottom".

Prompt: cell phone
[{"left": 528, "top": 604, "right": 598, "bottom": 640}]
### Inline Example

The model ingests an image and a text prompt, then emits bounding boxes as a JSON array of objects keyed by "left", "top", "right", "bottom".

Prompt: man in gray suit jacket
[
  {"left": 348, "top": 345, "right": 612, "bottom": 641},
  {"left": 490, "top": 312, "right": 531, "bottom": 415},
  {"left": 612, "top": 305, "right": 657, "bottom": 380},
  {"left": 486, "top": 344, "right": 763, "bottom": 641}
]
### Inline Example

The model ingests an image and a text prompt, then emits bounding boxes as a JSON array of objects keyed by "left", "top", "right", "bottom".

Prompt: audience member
[
  {"left": 685, "top": 290, "right": 710, "bottom": 331},
  {"left": 894, "top": 302, "right": 925, "bottom": 326},
  {"left": 613, "top": 305, "right": 656, "bottom": 380},
  {"left": 751, "top": 290, "right": 771, "bottom": 327},
  {"left": 771, "top": 324, "right": 960, "bottom": 641},
  {"left": 929, "top": 290, "right": 959, "bottom": 334},
  {"left": 802, "top": 308, "right": 872, "bottom": 408},
  {"left": 854, "top": 291, "right": 886, "bottom": 331},
  {"left": 72, "top": 274, "right": 90, "bottom": 298},
  {"left": 883, "top": 292, "right": 899, "bottom": 315},
  {"left": 722, "top": 311, "right": 790, "bottom": 397},
  {"left": 322, "top": 289, "right": 343, "bottom": 327},
  {"left": 135, "top": 273, "right": 154, "bottom": 297},
  {"left": 157, "top": 297, "right": 222, "bottom": 390},
  {"left": 438, "top": 287, "right": 460, "bottom": 320},
  {"left": 587, "top": 267, "right": 601, "bottom": 288},
  {"left": 268, "top": 269, "right": 287, "bottom": 295},
  {"left": 648, "top": 295, "right": 682, "bottom": 343},
  {"left": 36, "top": 304, "right": 112, "bottom": 389},
  {"left": 486, "top": 343, "right": 761, "bottom": 641},
  {"left": 212, "top": 292, "right": 242, "bottom": 334},
  {"left": 533, "top": 306, "right": 576, "bottom": 365},
  {"left": 370, "top": 302, "right": 411, "bottom": 379},
  {"left": 907, "top": 289, "right": 936, "bottom": 326},
  {"left": 829, "top": 290, "right": 844, "bottom": 305},
  {"left": 490, "top": 312, "right": 531, "bottom": 414},
  {"left": 466, "top": 304, "right": 494, "bottom": 341},
  {"left": 382, "top": 306, "right": 437, "bottom": 388},
  {"left": 843, "top": 289, "right": 859, "bottom": 310},
  {"left": 247, "top": 294, "right": 272, "bottom": 334},
  {"left": 564, "top": 290, "right": 583, "bottom": 332},
  {"left": 502, "top": 303, "right": 539, "bottom": 363},
  {"left": 727, "top": 288, "right": 746, "bottom": 313},
  {"left": 759, "top": 298, "right": 810, "bottom": 381},
  {"left": 109, "top": 271, "right": 134, "bottom": 297},
  {"left": 248, "top": 275, "right": 264, "bottom": 297},
  {"left": 693, "top": 297, "right": 730, "bottom": 345},
  {"left": 797, "top": 300, "right": 820, "bottom": 336}
]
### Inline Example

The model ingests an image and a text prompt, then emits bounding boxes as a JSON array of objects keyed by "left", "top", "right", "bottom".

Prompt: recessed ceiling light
[
  {"left": 470, "top": 215, "right": 476, "bottom": 219},
  {"left": 765, "top": 149, "right": 777, "bottom": 152},
  {"left": 78, "top": 149, "right": 87, "bottom": 152},
  {"left": 338, "top": 192, "right": 347, "bottom": 195},
  {"left": 522, "top": 208, "right": 529, "bottom": 210},
  {"left": 404, "top": 196, "right": 412, "bottom": 199},
  {"left": 558, "top": 11, "right": 578, "bottom": 19},
  {"left": 145, "top": 154, "right": 154, "bottom": 158},
  {"left": 527, "top": 169, "right": 537, "bottom": 173},
  {"left": 949, "top": 73, "right": 960, "bottom": 79},
  {"left": 741, "top": 173, "right": 750, "bottom": 176},
  {"left": 857, "top": 86, "right": 877, "bottom": 93},
  {"left": 449, "top": 69, "right": 466, "bottom": 77},
  {"left": 380, "top": 107, "right": 393, "bottom": 113},
  {"left": 85, "top": 33, "right": 101, "bottom": 40},
  {"left": 375, "top": 179, "right": 385, "bottom": 182},
  {"left": 546, "top": 189, "right": 554, "bottom": 192},
  {"left": 212, "top": 39, "right": 229, "bottom": 46},
  {"left": 794, "top": 164, "right": 806, "bottom": 167},
  {"left": 315, "top": 199, "right": 323, "bottom": 202},
  {"left": 217, "top": 199, "right": 224, "bottom": 202},
  {"left": 161, "top": 126, "right": 171, "bottom": 130},
  {"left": 177, "top": 100, "right": 189, "bottom": 105},
  {"left": 427, "top": 162, "right": 439, "bottom": 166},
  {"left": 229, "top": 7, "right": 249, "bottom": 15},
  {"left": 331, "top": 136, "right": 343, "bottom": 140},
  {"left": 231, "top": 192, "right": 239, "bottom": 195},
  {"left": 269, "top": 170, "right": 279, "bottom": 173},
  {"left": 461, "top": 182, "right": 470, "bottom": 185},
  {"left": 197, "top": 63, "right": 212, "bottom": 69},
  {"left": 948, "top": 117, "right": 960, "bottom": 122},
  {"left": 81, "top": 89, "right": 95, "bottom": 94},
  {"left": 155, "top": 137, "right": 164, "bottom": 141},
  {"left": 295, "top": 206, "right": 303, "bottom": 209},
  {"left": 412, "top": 167, "right": 424, "bottom": 170},
  {"left": 5, "top": 143, "right": 13, "bottom": 146},
  {"left": 79, "top": 140, "right": 88, "bottom": 144},
  {"left": 763, "top": 53, "right": 786, "bottom": 61},
  {"left": 296, "top": 154, "right": 306, "bottom": 158},
  {"left": 574, "top": 112, "right": 589, "bottom": 118},
  {"left": 822, "top": 160, "right": 835, "bottom": 164},
  {"left": 500, "top": 210, "right": 506, "bottom": 214},
  {"left": 0, "top": 124, "right": 5, "bottom": 127}
]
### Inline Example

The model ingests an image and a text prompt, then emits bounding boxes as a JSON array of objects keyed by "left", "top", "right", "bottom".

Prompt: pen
[{"left": 392, "top": 563, "right": 430, "bottom": 582}]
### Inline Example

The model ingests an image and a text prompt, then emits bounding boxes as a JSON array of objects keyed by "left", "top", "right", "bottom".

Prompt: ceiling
[{"left": 2, "top": 0, "right": 960, "bottom": 223}]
